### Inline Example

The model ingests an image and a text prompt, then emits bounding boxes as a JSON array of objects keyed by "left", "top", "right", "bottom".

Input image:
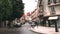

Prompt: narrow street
[{"left": 0, "top": 23, "right": 41, "bottom": 34}]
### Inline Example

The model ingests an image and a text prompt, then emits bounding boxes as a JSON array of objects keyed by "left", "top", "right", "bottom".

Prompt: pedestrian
[
  {"left": 35, "top": 21, "right": 38, "bottom": 28},
  {"left": 40, "top": 18, "right": 45, "bottom": 26},
  {"left": 7, "top": 23, "right": 11, "bottom": 28},
  {"left": 31, "top": 21, "right": 35, "bottom": 28}
]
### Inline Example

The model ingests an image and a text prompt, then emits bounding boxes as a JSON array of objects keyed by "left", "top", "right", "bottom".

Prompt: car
[{"left": 13, "top": 22, "right": 22, "bottom": 28}]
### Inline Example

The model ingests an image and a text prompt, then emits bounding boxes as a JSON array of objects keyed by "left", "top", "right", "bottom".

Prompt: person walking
[
  {"left": 35, "top": 21, "right": 38, "bottom": 28},
  {"left": 7, "top": 22, "right": 11, "bottom": 28}
]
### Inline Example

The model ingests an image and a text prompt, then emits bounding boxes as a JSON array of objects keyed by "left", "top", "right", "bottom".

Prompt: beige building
[
  {"left": 31, "top": 0, "right": 44, "bottom": 22},
  {"left": 31, "top": 0, "right": 60, "bottom": 26},
  {"left": 36, "top": 0, "right": 60, "bottom": 17},
  {"left": 31, "top": 8, "right": 41, "bottom": 22},
  {"left": 42, "top": 0, "right": 60, "bottom": 17},
  {"left": 20, "top": 15, "right": 26, "bottom": 23}
]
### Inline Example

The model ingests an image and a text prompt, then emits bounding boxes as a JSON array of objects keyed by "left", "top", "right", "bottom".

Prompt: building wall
[
  {"left": 31, "top": 0, "right": 60, "bottom": 26},
  {"left": 31, "top": 0, "right": 44, "bottom": 22},
  {"left": 20, "top": 15, "right": 25, "bottom": 23},
  {"left": 42, "top": 0, "right": 60, "bottom": 16},
  {"left": 31, "top": 8, "right": 40, "bottom": 22},
  {"left": 55, "top": 5, "right": 60, "bottom": 15}
]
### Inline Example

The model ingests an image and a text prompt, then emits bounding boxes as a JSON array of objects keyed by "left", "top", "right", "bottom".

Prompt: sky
[{"left": 22, "top": 0, "right": 38, "bottom": 14}]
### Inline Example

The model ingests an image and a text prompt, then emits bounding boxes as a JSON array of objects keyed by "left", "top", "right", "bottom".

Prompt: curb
[{"left": 30, "top": 28, "right": 45, "bottom": 34}]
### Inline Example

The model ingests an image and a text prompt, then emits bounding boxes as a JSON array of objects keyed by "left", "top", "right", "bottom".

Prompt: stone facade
[
  {"left": 42, "top": 0, "right": 60, "bottom": 16},
  {"left": 31, "top": 0, "right": 60, "bottom": 26}
]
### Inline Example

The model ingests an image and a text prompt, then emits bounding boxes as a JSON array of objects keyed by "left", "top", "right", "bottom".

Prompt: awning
[{"left": 48, "top": 16, "right": 58, "bottom": 20}]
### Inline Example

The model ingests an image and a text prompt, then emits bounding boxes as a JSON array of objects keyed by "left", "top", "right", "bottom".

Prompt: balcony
[{"left": 48, "top": 3, "right": 60, "bottom": 6}]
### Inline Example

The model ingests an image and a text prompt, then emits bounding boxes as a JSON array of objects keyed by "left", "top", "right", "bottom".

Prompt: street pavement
[{"left": 0, "top": 23, "right": 41, "bottom": 34}]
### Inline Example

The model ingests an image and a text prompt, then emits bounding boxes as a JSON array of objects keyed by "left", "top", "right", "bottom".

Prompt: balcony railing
[
  {"left": 48, "top": 0, "right": 60, "bottom": 6},
  {"left": 48, "top": 3, "right": 60, "bottom": 6}
]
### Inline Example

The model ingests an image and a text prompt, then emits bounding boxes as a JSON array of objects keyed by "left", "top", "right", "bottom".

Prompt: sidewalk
[
  {"left": 0, "top": 27, "right": 18, "bottom": 32},
  {"left": 30, "top": 26, "right": 60, "bottom": 34}
]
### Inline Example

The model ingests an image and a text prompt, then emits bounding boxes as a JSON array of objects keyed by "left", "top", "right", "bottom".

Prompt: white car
[{"left": 13, "top": 22, "right": 22, "bottom": 27}]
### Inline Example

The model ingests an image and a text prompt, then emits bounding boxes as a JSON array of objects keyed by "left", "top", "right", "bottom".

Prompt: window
[
  {"left": 48, "top": 0, "right": 56, "bottom": 4},
  {"left": 51, "top": 6, "right": 54, "bottom": 11},
  {"left": 51, "top": 6, "right": 56, "bottom": 15},
  {"left": 48, "top": 0, "right": 50, "bottom": 4},
  {"left": 39, "top": 0, "right": 42, "bottom": 7},
  {"left": 56, "top": 0, "right": 60, "bottom": 3},
  {"left": 53, "top": 0, "right": 56, "bottom": 3}
]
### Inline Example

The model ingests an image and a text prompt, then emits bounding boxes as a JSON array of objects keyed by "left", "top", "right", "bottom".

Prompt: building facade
[
  {"left": 31, "top": 0, "right": 60, "bottom": 26},
  {"left": 38, "top": 0, "right": 60, "bottom": 26},
  {"left": 31, "top": 8, "right": 40, "bottom": 22},
  {"left": 20, "top": 14, "right": 26, "bottom": 24}
]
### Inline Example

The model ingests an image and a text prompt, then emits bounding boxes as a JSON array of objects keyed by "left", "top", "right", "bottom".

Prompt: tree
[
  {"left": 8, "top": 0, "right": 24, "bottom": 21},
  {"left": 0, "top": 0, "right": 24, "bottom": 27},
  {"left": 0, "top": 0, "right": 12, "bottom": 20},
  {"left": 12, "top": 0, "right": 24, "bottom": 18},
  {"left": 0, "top": 0, "right": 24, "bottom": 21}
]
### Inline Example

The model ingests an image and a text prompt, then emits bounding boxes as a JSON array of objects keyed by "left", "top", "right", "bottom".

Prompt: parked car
[{"left": 13, "top": 22, "right": 22, "bottom": 28}]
